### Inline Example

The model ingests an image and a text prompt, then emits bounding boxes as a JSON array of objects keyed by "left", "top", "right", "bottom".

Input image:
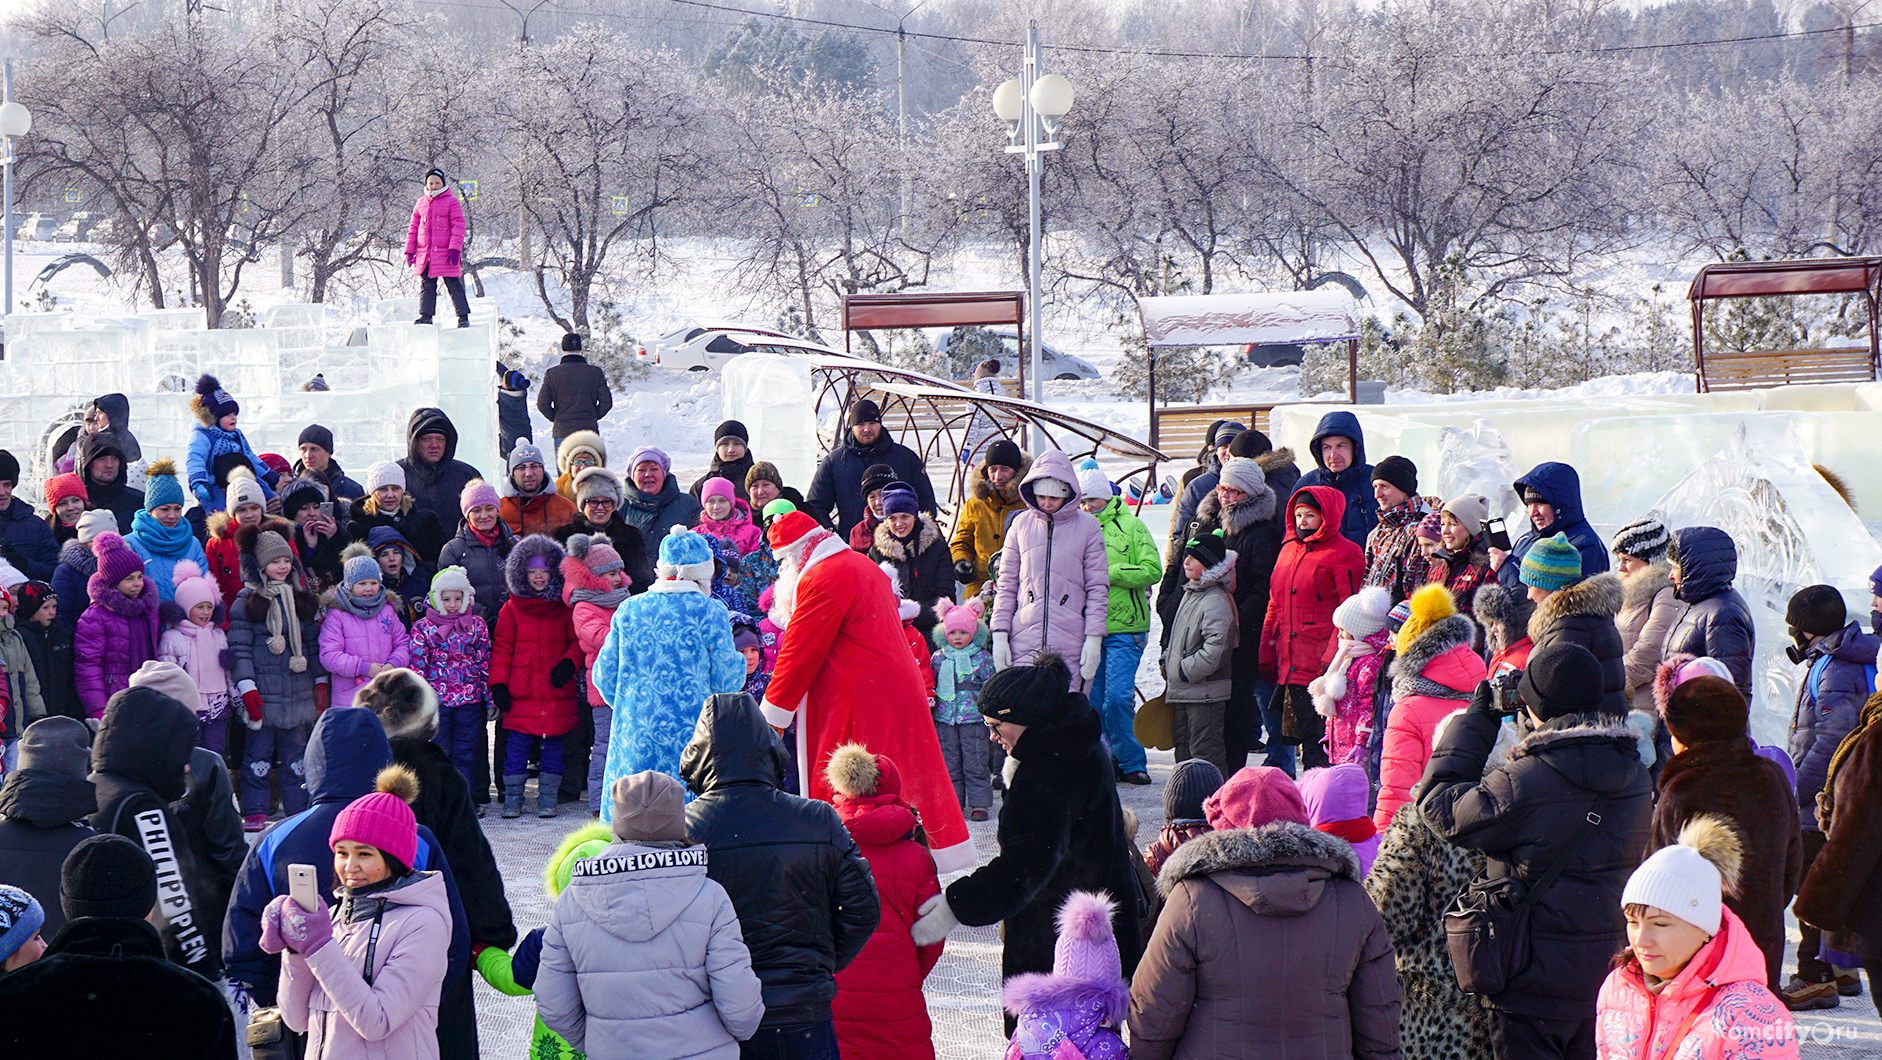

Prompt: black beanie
[
  {"left": 1517, "top": 642, "right": 1608, "bottom": 721},
  {"left": 1184, "top": 529, "right": 1228, "bottom": 569},
  {"left": 561, "top": 332, "right": 582, "bottom": 352},
  {"left": 979, "top": 654, "right": 1080, "bottom": 728},
  {"left": 1227, "top": 429, "right": 1272, "bottom": 459},
  {"left": 984, "top": 439, "right": 1023, "bottom": 471},
  {"left": 861, "top": 463, "right": 898, "bottom": 497},
  {"left": 61, "top": 834, "right": 158, "bottom": 921},
  {"left": 1786, "top": 584, "right": 1847, "bottom": 638},
  {"left": 1165, "top": 758, "right": 1225, "bottom": 821},
  {"left": 715, "top": 419, "right": 749, "bottom": 445},
  {"left": 297, "top": 424, "right": 334, "bottom": 455},
  {"left": 847, "top": 400, "right": 882, "bottom": 428},
  {"left": 0, "top": 449, "right": 17, "bottom": 487},
  {"left": 1371, "top": 455, "right": 1417, "bottom": 498}
]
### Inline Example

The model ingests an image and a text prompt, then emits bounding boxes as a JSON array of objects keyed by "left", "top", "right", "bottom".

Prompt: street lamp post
[
  {"left": 0, "top": 61, "right": 32, "bottom": 322},
  {"left": 993, "top": 22, "right": 1072, "bottom": 405}
]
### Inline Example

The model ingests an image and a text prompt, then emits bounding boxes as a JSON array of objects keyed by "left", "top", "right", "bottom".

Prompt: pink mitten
[
  {"left": 259, "top": 894, "right": 292, "bottom": 954},
  {"left": 279, "top": 894, "right": 333, "bottom": 956}
]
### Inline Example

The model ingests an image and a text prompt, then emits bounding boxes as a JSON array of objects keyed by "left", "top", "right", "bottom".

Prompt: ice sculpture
[
  {"left": 720, "top": 354, "right": 820, "bottom": 492},
  {"left": 1432, "top": 419, "right": 1523, "bottom": 524}
]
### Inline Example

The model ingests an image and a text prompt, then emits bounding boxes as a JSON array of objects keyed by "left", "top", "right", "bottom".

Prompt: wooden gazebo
[{"left": 1688, "top": 257, "right": 1882, "bottom": 392}]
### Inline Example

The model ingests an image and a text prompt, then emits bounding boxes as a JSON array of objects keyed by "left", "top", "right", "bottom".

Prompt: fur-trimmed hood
[
  {"left": 504, "top": 533, "right": 567, "bottom": 599},
  {"left": 1529, "top": 570, "right": 1623, "bottom": 644},
  {"left": 1619, "top": 560, "right": 1673, "bottom": 612},
  {"left": 967, "top": 448, "right": 1032, "bottom": 503},
  {"left": 1157, "top": 821, "right": 1362, "bottom": 900},
  {"left": 1507, "top": 711, "right": 1644, "bottom": 794},
  {"left": 352, "top": 667, "right": 439, "bottom": 738},
  {"left": 234, "top": 517, "right": 308, "bottom": 588},
  {"left": 1254, "top": 447, "right": 1296, "bottom": 474},
  {"left": 1390, "top": 612, "right": 1478, "bottom": 698},
  {"left": 870, "top": 511, "right": 942, "bottom": 561},
  {"left": 1195, "top": 477, "right": 1278, "bottom": 535}
]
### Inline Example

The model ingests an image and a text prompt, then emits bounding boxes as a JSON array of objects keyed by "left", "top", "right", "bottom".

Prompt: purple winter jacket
[
  {"left": 74, "top": 571, "right": 162, "bottom": 718},
  {"left": 318, "top": 601, "right": 412, "bottom": 710},
  {"left": 992, "top": 449, "right": 1109, "bottom": 684},
  {"left": 404, "top": 189, "right": 466, "bottom": 278}
]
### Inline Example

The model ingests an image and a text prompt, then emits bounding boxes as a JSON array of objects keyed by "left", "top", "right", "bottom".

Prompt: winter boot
[
  {"left": 457, "top": 316, "right": 471, "bottom": 329},
  {"left": 501, "top": 774, "right": 526, "bottom": 818},
  {"left": 536, "top": 774, "right": 561, "bottom": 818},
  {"left": 413, "top": 316, "right": 433, "bottom": 326}
]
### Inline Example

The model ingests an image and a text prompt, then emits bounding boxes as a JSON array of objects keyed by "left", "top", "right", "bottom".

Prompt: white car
[
  {"left": 645, "top": 325, "right": 841, "bottom": 371},
  {"left": 933, "top": 330, "right": 1101, "bottom": 381}
]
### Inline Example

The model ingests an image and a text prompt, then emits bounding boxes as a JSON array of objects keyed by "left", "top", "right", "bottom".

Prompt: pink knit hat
[
  {"left": 1205, "top": 766, "right": 1308, "bottom": 830},
  {"left": 329, "top": 765, "right": 419, "bottom": 871},
  {"left": 92, "top": 533, "right": 145, "bottom": 588},
  {"left": 939, "top": 598, "right": 984, "bottom": 637},
  {"left": 171, "top": 560, "right": 219, "bottom": 614},
  {"left": 701, "top": 477, "right": 736, "bottom": 505},
  {"left": 459, "top": 478, "right": 500, "bottom": 516},
  {"left": 1416, "top": 511, "right": 1444, "bottom": 542}
]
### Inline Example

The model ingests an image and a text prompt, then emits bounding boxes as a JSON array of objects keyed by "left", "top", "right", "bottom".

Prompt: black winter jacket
[
  {"left": 692, "top": 451, "right": 756, "bottom": 502},
  {"left": 290, "top": 458, "right": 367, "bottom": 507},
  {"left": 437, "top": 521, "right": 517, "bottom": 623},
  {"left": 945, "top": 697, "right": 1144, "bottom": 986},
  {"left": 390, "top": 736, "right": 518, "bottom": 950},
  {"left": 537, "top": 354, "right": 613, "bottom": 437},
  {"left": 171, "top": 746, "right": 249, "bottom": 952},
  {"left": 553, "top": 513, "right": 654, "bottom": 596},
  {"left": 1664, "top": 526, "right": 1756, "bottom": 703},
  {"left": 682, "top": 692, "right": 879, "bottom": 1029},
  {"left": 1420, "top": 702, "right": 1652, "bottom": 1019},
  {"left": 0, "top": 916, "right": 237, "bottom": 1060},
  {"left": 867, "top": 513, "right": 953, "bottom": 637},
  {"left": 79, "top": 429, "right": 145, "bottom": 534},
  {"left": 1788, "top": 622, "right": 1881, "bottom": 831},
  {"left": 397, "top": 407, "right": 484, "bottom": 540},
  {"left": 804, "top": 431, "right": 936, "bottom": 535},
  {"left": 347, "top": 494, "right": 449, "bottom": 566},
  {"left": 18, "top": 618, "right": 77, "bottom": 721},
  {"left": 0, "top": 754, "right": 97, "bottom": 938},
  {"left": 0, "top": 495, "right": 57, "bottom": 581},
  {"left": 1528, "top": 572, "right": 1628, "bottom": 716},
  {"left": 1157, "top": 473, "right": 1285, "bottom": 651}
]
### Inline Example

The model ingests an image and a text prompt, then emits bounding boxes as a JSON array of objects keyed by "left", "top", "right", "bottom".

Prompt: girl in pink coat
[
  {"left": 1596, "top": 815, "right": 1797, "bottom": 1059},
  {"left": 403, "top": 168, "right": 470, "bottom": 328},
  {"left": 697, "top": 477, "right": 763, "bottom": 555},
  {"left": 560, "top": 533, "right": 632, "bottom": 815},
  {"left": 991, "top": 449, "right": 1109, "bottom": 689},
  {"left": 320, "top": 550, "right": 412, "bottom": 710}
]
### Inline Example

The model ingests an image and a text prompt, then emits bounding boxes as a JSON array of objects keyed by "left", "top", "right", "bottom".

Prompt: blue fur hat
[{"left": 657, "top": 526, "right": 716, "bottom": 585}]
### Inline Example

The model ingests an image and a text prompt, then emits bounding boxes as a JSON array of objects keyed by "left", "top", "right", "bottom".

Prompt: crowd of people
[{"left": 1, "top": 364, "right": 1879, "bottom": 1060}]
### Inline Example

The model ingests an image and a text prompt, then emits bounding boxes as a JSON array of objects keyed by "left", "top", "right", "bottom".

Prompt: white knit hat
[
  {"left": 1031, "top": 477, "right": 1071, "bottom": 499},
  {"left": 1075, "top": 461, "right": 1111, "bottom": 502},
  {"left": 76, "top": 508, "right": 116, "bottom": 544},
  {"left": 1331, "top": 585, "right": 1392, "bottom": 639},
  {"left": 366, "top": 461, "right": 405, "bottom": 492},
  {"left": 226, "top": 467, "right": 267, "bottom": 511},
  {"left": 1218, "top": 456, "right": 1264, "bottom": 495},
  {"left": 1621, "top": 815, "right": 1741, "bottom": 936}
]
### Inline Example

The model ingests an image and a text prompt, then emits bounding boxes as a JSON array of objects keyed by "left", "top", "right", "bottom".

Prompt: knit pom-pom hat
[
  {"left": 329, "top": 764, "right": 420, "bottom": 874},
  {"left": 225, "top": 466, "right": 267, "bottom": 512},
  {"left": 171, "top": 560, "right": 219, "bottom": 615},
  {"left": 1051, "top": 890, "right": 1122, "bottom": 989},
  {"left": 1394, "top": 583, "right": 1457, "bottom": 652},
  {"left": 142, "top": 458, "right": 184, "bottom": 511},
  {"left": 459, "top": 478, "right": 500, "bottom": 516},
  {"left": 43, "top": 473, "right": 87, "bottom": 510},
  {"left": 825, "top": 742, "right": 902, "bottom": 800},
  {"left": 1622, "top": 814, "right": 1743, "bottom": 936},
  {"left": 190, "top": 373, "right": 238, "bottom": 424},
  {"left": 566, "top": 532, "right": 624, "bottom": 576},
  {"left": 92, "top": 532, "right": 145, "bottom": 587},
  {"left": 938, "top": 597, "right": 985, "bottom": 637}
]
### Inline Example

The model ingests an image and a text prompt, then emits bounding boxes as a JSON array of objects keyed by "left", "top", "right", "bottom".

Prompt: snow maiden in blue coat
[
  {"left": 592, "top": 527, "right": 744, "bottom": 820},
  {"left": 186, "top": 374, "right": 276, "bottom": 513}
]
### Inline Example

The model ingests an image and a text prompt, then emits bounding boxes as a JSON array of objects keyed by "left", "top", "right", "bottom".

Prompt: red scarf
[
  {"left": 468, "top": 522, "right": 501, "bottom": 548},
  {"left": 1317, "top": 817, "right": 1376, "bottom": 845}
]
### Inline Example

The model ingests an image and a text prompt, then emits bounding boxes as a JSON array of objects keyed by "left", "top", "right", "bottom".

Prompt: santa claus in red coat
[{"left": 761, "top": 511, "right": 975, "bottom": 871}]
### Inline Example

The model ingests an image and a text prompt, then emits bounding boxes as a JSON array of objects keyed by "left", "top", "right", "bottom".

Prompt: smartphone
[
  {"left": 288, "top": 863, "right": 319, "bottom": 912},
  {"left": 1485, "top": 517, "right": 1512, "bottom": 552},
  {"left": 317, "top": 502, "right": 334, "bottom": 522}
]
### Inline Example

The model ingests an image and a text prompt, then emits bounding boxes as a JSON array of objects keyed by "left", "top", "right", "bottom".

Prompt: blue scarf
[
  {"left": 131, "top": 507, "right": 198, "bottom": 558},
  {"left": 936, "top": 642, "right": 984, "bottom": 702}
]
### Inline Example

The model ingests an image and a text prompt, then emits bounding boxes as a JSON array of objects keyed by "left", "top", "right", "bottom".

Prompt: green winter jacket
[{"left": 1095, "top": 496, "right": 1163, "bottom": 634}]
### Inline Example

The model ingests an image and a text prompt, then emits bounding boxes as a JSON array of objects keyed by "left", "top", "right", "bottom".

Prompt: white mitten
[
  {"left": 910, "top": 892, "right": 960, "bottom": 946},
  {"left": 1080, "top": 636, "right": 1104, "bottom": 684},
  {"left": 245, "top": 712, "right": 264, "bottom": 732},
  {"left": 992, "top": 631, "right": 1012, "bottom": 670}
]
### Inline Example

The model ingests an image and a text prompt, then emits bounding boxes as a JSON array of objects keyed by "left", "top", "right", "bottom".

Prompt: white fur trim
[
  {"left": 931, "top": 838, "right": 977, "bottom": 874},
  {"left": 649, "top": 578, "right": 703, "bottom": 595},
  {"left": 797, "top": 533, "right": 849, "bottom": 579},
  {"left": 761, "top": 699, "right": 796, "bottom": 728},
  {"left": 1002, "top": 755, "right": 1020, "bottom": 790},
  {"left": 898, "top": 598, "right": 920, "bottom": 621}
]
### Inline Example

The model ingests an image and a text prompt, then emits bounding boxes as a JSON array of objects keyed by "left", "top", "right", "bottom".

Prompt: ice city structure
[{"left": 0, "top": 297, "right": 502, "bottom": 501}]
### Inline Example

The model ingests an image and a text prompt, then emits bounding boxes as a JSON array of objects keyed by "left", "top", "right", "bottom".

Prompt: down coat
[
  {"left": 991, "top": 449, "right": 1109, "bottom": 682},
  {"left": 437, "top": 520, "right": 517, "bottom": 623},
  {"left": 0, "top": 719, "right": 98, "bottom": 939},
  {"left": 1594, "top": 906, "right": 1797, "bottom": 1060},
  {"left": 1528, "top": 571, "right": 1628, "bottom": 717},
  {"left": 949, "top": 448, "right": 1030, "bottom": 597},
  {"left": 1495, "top": 462, "right": 1609, "bottom": 590},
  {"left": 1259, "top": 485, "right": 1365, "bottom": 686},
  {"left": 318, "top": 597, "right": 411, "bottom": 710},
  {"left": 1663, "top": 526, "right": 1756, "bottom": 703},
  {"left": 1787, "top": 621, "right": 1880, "bottom": 832},
  {"left": 490, "top": 535, "right": 584, "bottom": 738},
  {"left": 1420, "top": 707, "right": 1653, "bottom": 1020},
  {"left": 405, "top": 186, "right": 466, "bottom": 277},
  {"left": 535, "top": 839, "right": 765, "bottom": 1060},
  {"left": 560, "top": 552, "right": 624, "bottom": 709},
  {"left": 868, "top": 512, "right": 953, "bottom": 638},
  {"left": 1616, "top": 562, "right": 1686, "bottom": 713},
  {"left": 73, "top": 538, "right": 162, "bottom": 718},
  {"left": 1373, "top": 610, "right": 1485, "bottom": 831},
  {"left": 228, "top": 525, "right": 327, "bottom": 729},
  {"left": 1160, "top": 552, "right": 1238, "bottom": 704},
  {"left": 50, "top": 537, "right": 95, "bottom": 635},
  {"left": 1128, "top": 823, "right": 1401, "bottom": 1060}
]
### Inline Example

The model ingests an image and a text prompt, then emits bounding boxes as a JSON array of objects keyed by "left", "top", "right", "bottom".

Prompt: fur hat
[
  {"left": 566, "top": 533, "right": 624, "bottom": 576},
  {"left": 1217, "top": 456, "right": 1265, "bottom": 496},
  {"left": 1332, "top": 585, "right": 1392, "bottom": 640},
  {"left": 225, "top": 466, "right": 266, "bottom": 512},
  {"left": 1611, "top": 517, "right": 1671, "bottom": 563},
  {"left": 1663, "top": 675, "right": 1748, "bottom": 747},
  {"left": 127, "top": 660, "right": 201, "bottom": 715},
  {"left": 557, "top": 431, "right": 606, "bottom": 474},
  {"left": 657, "top": 526, "right": 716, "bottom": 585},
  {"left": 1165, "top": 758, "right": 1225, "bottom": 822},
  {"left": 366, "top": 461, "right": 404, "bottom": 493},
  {"left": 746, "top": 461, "right": 784, "bottom": 493},
  {"left": 612, "top": 771, "right": 687, "bottom": 842},
  {"left": 574, "top": 466, "right": 625, "bottom": 510},
  {"left": 1787, "top": 584, "right": 1847, "bottom": 638},
  {"left": 626, "top": 445, "right": 669, "bottom": 475},
  {"left": 190, "top": 373, "right": 238, "bottom": 424},
  {"left": 1622, "top": 815, "right": 1742, "bottom": 935},
  {"left": 1473, "top": 583, "right": 1535, "bottom": 643},
  {"left": 1205, "top": 765, "right": 1307, "bottom": 829},
  {"left": 278, "top": 477, "right": 328, "bottom": 519},
  {"left": 978, "top": 653, "right": 1080, "bottom": 728},
  {"left": 43, "top": 473, "right": 86, "bottom": 510},
  {"left": 355, "top": 668, "right": 440, "bottom": 740},
  {"left": 92, "top": 533, "right": 144, "bottom": 587},
  {"left": 1520, "top": 533, "right": 1582, "bottom": 592},
  {"left": 427, "top": 565, "right": 475, "bottom": 614},
  {"left": 1075, "top": 457, "right": 1111, "bottom": 502},
  {"left": 1441, "top": 494, "right": 1489, "bottom": 537},
  {"left": 329, "top": 765, "right": 421, "bottom": 873},
  {"left": 459, "top": 478, "right": 499, "bottom": 516},
  {"left": 505, "top": 534, "right": 567, "bottom": 599},
  {"left": 171, "top": 560, "right": 219, "bottom": 615},
  {"left": 75, "top": 508, "right": 116, "bottom": 545},
  {"left": 825, "top": 743, "right": 895, "bottom": 799},
  {"left": 61, "top": 833, "right": 157, "bottom": 921},
  {"left": 1394, "top": 583, "right": 1457, "bottom": 652},
  {"left": 142, "top": 458, "right": 184, "bottom": 511},
  {"left": 1371, "top": 455, "right": 1417, "bottom": 498},
  {"left": 938, "top": 597, "right": 985, "bottom": 638},
  {"left": 1518, "top": 641, "right": 1607, "bottom": 721}
]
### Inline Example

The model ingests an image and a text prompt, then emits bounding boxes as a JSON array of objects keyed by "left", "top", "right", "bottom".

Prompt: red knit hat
[
  {"left": 43, "top": 473, "right": 87, "bottom": 510},
  {"left": 1204, "top": 766, "right": 1309, "bottom": 830},
  {"left": 766, "top": 510, "right": 822, "bottom": 553},
  {"left": 329, "top": 765, "right": 419, "bottom": 872}
]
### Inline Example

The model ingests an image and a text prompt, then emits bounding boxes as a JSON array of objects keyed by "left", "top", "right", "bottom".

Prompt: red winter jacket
[
  {"left": 491, "top": 595, "right": 583, "bottom": 737},
  {"left": 1260, "top": 485, "right": 1365, "bottom": 686},
  {"left": 832, "top": 784, "right": 942, "bottom": 1060}
]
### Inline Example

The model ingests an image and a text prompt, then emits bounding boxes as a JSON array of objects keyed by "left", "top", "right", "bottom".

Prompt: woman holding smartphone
[{"left": 283, "top": 476, "right": 349, "bottom": 594}]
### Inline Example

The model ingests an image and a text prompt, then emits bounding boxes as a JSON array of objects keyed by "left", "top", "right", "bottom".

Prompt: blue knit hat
[
  {"left": 0, "top": 884, "right": 44, "bottom": 964},
  {"left": 1520, "top": 533, "right": 1583, "bottom": 592},
  {"left": 143, "top": 458, "right": 185, "bottom": 510},
  {"left": 343, "top": 551, "right": 381, "bottom": 588},
  {"left": 657, "top": 526, "right": 716, "bottom": 584}
]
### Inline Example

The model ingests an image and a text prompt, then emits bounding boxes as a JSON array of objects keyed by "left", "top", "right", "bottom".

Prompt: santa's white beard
[{"left": 770, "top": 542, "right": 809, "bottom": 629}]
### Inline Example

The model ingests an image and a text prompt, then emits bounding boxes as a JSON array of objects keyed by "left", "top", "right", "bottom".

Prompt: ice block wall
[{"left": 721, "top": 353, "right": 820, "bottom": 493}]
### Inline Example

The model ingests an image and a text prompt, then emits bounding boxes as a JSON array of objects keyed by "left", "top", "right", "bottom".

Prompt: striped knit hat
[
  {"left": 1610, "top": 517, "right": 1670, "bottom": 563},
  {"left": 1520, "top": 533, "right": 1582, "bottom": 592}
]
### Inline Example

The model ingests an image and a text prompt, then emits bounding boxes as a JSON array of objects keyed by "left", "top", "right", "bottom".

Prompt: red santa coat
[{"left": 762, "top": 533, "right": 975, "bottom": 870}]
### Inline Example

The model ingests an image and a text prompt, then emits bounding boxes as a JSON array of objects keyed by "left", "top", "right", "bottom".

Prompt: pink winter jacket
[
  {"left": 281, "top": 871, "right": 452, "bottom": 1060},
  {"left": 698, "top": 499, "right": 763, "bottom": 555},
  {"left": 404, "top": 190, "right": 466, "bottom": 278},
  {"left": 1372, "top": 614, "right": 1486, "bottom": 832},
  {"left": 991, "top": 449, "right": 1108, "bottom": 683},
  {"left": 319, "top": 602, "right": 412, "bottom": 710},
  {"left": 571, "top": 601, "right": 615, "bottom": 709},
  {"left": 1316, "top": 629, "right": 1390, "bottom": 767},
  {"left": 1595, "top": 906, "right": 1798, "bottom": 1059}
]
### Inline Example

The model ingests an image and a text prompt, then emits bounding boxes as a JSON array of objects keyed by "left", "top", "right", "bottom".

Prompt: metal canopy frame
[
  {"left": 1688, "top": 257, "right": 1882, "bottom": 392},
  {"left": 839, "top": 291, "right": 1030, "bottom": 396}
]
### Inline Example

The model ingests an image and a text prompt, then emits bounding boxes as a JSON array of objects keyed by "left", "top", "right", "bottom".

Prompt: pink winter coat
[
  {"left": 319, "top": 601, "right": 412, "bottom": 710},
  {"left": 697, "top": 499, "right": 763, "bottom": 555},
  {"left": 1595, "top": 906, "right": 1797, "bottom": 1059},
  {"left": 1373, "top": 612, "right": 1486, "bottom": 832},
  {"left": 281, "top": 871, "right": 452, "bottom": 1060},
  {"left": 991, "top": 449, "right": 1108, "bottom": 683},
  {"left": 1313, "top": 628, "right": 1390, "bottom": 766},
  {"left": 404, "top": 189, "right": 466, "bottom": 278}
]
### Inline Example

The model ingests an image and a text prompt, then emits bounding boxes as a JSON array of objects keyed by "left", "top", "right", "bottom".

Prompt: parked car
[
  {"left": 1238, "top": 342, "right": 1307, "bottom": 367},
  {"left": 933, "top": 330, "right": 1101, "bottom": 381},
  {"left": 15, "top": 214, "right": 56, "bottom": 241},
  {"left": 52, "top": 212, "right": 97, "bottom": 241}
]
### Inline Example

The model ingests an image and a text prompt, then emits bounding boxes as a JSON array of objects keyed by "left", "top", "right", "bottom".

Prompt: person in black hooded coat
[
  {"left": 78, "top": 429, "right": 145, "bottom": 534},
  {"left": 0, "top": 715, "right": 97, "bottom": 938},
  {"left": 15, "top": 582, "right": 76, "bottom": 721},
  {"left": 88, "top": 685, "right": 225, "bottom": 982},
  {"left": 916, "top": 655, "right": 1144, "bottom": 1033},
  {"left": 1527, "top": 571, "right": 1628, "bottom": 717},
  {"left": 1662, "top": 526, "right": 1757, "bottom": 704},
  {"left": 398, "top": 407, "right": 484, "bottom": 535}
]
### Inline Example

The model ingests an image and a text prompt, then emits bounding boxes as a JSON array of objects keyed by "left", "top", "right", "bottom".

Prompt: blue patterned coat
[{"left": 592, "top": 580, "right": 744, "bottom": 821}]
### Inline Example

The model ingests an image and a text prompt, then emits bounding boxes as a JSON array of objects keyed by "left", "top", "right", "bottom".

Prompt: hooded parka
[
  {"left": 991, "top": 449, "right": 1109, "bottom": 680},
  {"left": 1259, "top": 485, "right": 1365, "bottom": 686}
]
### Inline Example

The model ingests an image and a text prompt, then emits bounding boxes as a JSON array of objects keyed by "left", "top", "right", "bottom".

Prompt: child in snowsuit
[
  {"left": 931, "top": 598, "right": 995, "bottom": 820},
  {"left": 263, "top": 764, "right": 451, "bottom": 1060},
  {"left": 409, "top": 565, "right": 491, "bottom": 788},
  {"left": 159, "top": 561, "right": 232, "bottom": 754},
  {"left": 735, "top": 623, "right": 771, "bottom": 702},
  {"left": 1003, "top": 891, "right": 1130, "bottom": 1060},
  {"left": 186, "top": 374, "right": 276, "bottom": 513},
  {"left": 1260, "top": 485, "right": 1365, "bottom": 775},
  {"left": 560, "top": 533, "right": 632, "bottom": 816},
  {"left": 229, "top": 525, "right": 329, "bottom": 829},
  {"left": 1309, "top": 585, "right": 1393, "bottom": 766},
  {"left": 1160, "top": 530, "right": 1238, "bottom": 777},
  {"left": 827, "top": 745, "right": 944, "bottom": 1060},
  {"left": 492, "top": 534, "right": 584, "bottom": 819},
  {"left": 320, "top": 549, "right": 413, "bottom": 709},
  {"left": 73, "top": 532, "right": 161, "bottom": 719},
  {"left": 697, "top": 476, "right": 763, "bottom": 554},
  {"left": 1597, "top": 815, "right": 1797, "bottom": 1058}
]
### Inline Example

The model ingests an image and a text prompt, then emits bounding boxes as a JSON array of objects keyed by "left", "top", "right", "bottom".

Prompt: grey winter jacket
[
  {"left": 1788, "top": 621, "right": 1881, "bottom": 832},
  {"left": 437, "top": 521, "right": 516, "bottom": 624},
  {"left": 1160, "top": 555, "right": 1238, "bottom": 703},
  {"left": 536, "top": 839, "right": 766, "bottom": 1060},
  {"left": 1129, "top": 823, "right": 1401, "bottom": 1060},
  {"left": 1662, "top": 527, "right": 1756, "bottom": 703},
  {"left": 229, "top": 586, "right": 328, "bottom": 728},
  {"left": 621, "top": 475, "right": 704, "bottom": 573}
]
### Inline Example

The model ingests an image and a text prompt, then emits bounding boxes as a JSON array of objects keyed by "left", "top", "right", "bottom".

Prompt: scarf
[
  {"left": 334, "top": 585, "right": 389, "bottom": 619},
  {"left": 1311, "top": 634, "right": 1381, "bottom": 718},
  {"left": 422, "top": 608, "right": 484, "bottom": 635},
  {"left": 1316, "top": 816, "right": 1377, "bottom": 845},
  {"left": 570, "top": 584, "right": 631, "bottom": 610},
  {"left": 131, "top": 508, "right": 198, "bottom": 558},
  {"left": 936, "top": 642, "right": 984, "bottom": 703},
  {"left": 256, "top": 579, "right": 308, "bottom": 672},
  {"left": 170, "top": 619, "right": 228, "bottom": 695},
  {"left": 1819, "top": 691, "right": 1882, "bottom": 830},
  {"left": 467, "top": 522, "right": 501, "bottom": 548}
]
